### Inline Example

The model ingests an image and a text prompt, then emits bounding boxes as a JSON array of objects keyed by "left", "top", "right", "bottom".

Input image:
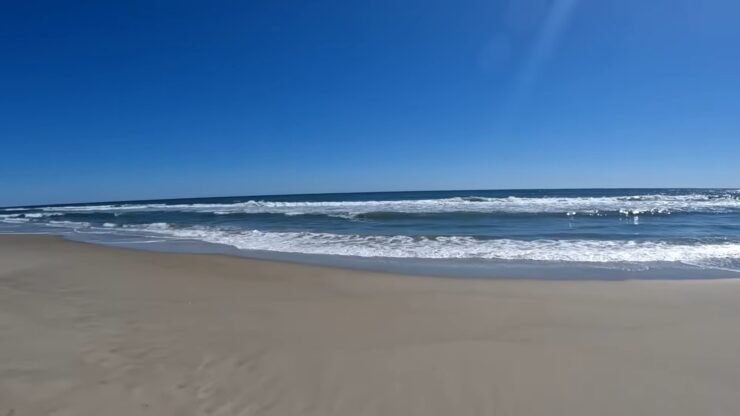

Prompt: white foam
[
  {"left": 22, "top": 212, "right": 63, "bottom": 218},
  {"left": 126, "top": 223, "right": 740, "bottom": 267},
  {"left": 29, "top": 193, "right": 740, "bottom": 217},
  {"left": 0, "top": 214, "right": 29, "bottom": 223},
  {"left": 47, "top": 220, "right": 91, "bottom": 228}
]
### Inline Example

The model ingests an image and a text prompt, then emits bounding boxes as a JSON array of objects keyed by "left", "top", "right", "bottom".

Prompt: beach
[{"left": 2, "top": 234, "right": 740, "bottom": 415}]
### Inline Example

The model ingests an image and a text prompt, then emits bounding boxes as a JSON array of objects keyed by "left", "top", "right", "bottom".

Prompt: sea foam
[
  {"left": 30, "top": 193, "right": 740, "bottom": 217},
  {"left": 122, "top": 223, "right": 740, "bottom": 268}
]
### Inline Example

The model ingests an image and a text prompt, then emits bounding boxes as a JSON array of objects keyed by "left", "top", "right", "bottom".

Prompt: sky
[{"left": 1, "top": 0, "right": 739, "bottom": 206}]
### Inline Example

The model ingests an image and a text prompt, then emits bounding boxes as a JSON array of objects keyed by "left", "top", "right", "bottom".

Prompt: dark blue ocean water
[{"left": 2, "top": 189, "right": 739, "bottom": 279}]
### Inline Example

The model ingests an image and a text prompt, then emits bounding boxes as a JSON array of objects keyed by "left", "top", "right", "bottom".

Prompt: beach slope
[{"left": 2, "top": 235, "right": 740, "bottom": 415}]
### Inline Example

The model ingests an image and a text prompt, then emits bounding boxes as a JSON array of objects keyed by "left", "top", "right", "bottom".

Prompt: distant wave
[
  {"left": 119, "top": 223, "right": 740, "bottom": 269},
  {"left": 17, "top": 192, "right": 740, "bottom": 218}
]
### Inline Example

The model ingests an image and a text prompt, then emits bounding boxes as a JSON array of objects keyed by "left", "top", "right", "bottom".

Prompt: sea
[{"left": 2, "top": 189, "right": 740, "bottom": 279}]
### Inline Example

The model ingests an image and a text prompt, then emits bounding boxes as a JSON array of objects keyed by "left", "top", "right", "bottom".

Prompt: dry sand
[{"left": 2, "top": 234, "right": 740, "bottom": 415}]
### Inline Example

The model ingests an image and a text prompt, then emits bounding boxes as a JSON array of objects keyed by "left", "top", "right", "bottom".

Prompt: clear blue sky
[{"left": 1, "top": 0, "right": 738, "bottom": 206}]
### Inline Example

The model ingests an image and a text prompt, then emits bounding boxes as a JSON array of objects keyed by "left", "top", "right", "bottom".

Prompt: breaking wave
[
  {"left": 23, "top": 192, "right": 740, "bottom": 218},
  {"left": 121, "top": 223, "right": 740, "bottom": 269}
]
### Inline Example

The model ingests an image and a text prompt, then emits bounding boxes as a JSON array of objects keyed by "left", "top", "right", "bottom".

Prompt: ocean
[{"left": 2, "top": 189, "right": 739, "bottom": 279}]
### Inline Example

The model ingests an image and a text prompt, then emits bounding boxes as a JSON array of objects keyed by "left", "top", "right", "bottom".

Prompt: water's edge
[{"left": 7, "top": 230, "right": 734, "bottom": 281}]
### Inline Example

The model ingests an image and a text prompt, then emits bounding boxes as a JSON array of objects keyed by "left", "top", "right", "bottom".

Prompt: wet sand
[{"left": 2, "top": 234, "right": 740, "bottom": 415}]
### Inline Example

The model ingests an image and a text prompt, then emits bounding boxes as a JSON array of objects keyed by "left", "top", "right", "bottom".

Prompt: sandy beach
[{"left": 2, "top": 235, "right": 740, "bottom": 415}]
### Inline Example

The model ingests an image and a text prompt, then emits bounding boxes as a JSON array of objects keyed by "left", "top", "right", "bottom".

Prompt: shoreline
[
  {"left": 3, "top": 234, "right": 740, "bottom": 415},
  {"left": 6, "top": 230, "right": 740, "bottom": 281}
]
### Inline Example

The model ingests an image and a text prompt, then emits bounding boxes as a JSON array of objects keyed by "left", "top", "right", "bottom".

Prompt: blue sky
[{"left": 1, "top": 0, "right": 739, "bottom": 206}]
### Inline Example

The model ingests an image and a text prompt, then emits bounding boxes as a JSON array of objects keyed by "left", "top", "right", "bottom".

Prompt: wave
[
  {"left": 23, "top": 212, "right": 64, "bottom": 218},
  {"left": 21, "top": 193, "right": 740, "bottom": 218},
  {"left": 0, "top": 216, "right": 91, "bottom": 228},
  {"left": 0, "top": 214, "right": 29, "bottom": 223},
  {"left": 48, "top": 220, "right": 91, "bottom": 228},
  {"left": 0, "top": 212, "right": 66, "bottom": 224},
  {"left": 124, "top": 223, "right": 740, "bottom": 267}
]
